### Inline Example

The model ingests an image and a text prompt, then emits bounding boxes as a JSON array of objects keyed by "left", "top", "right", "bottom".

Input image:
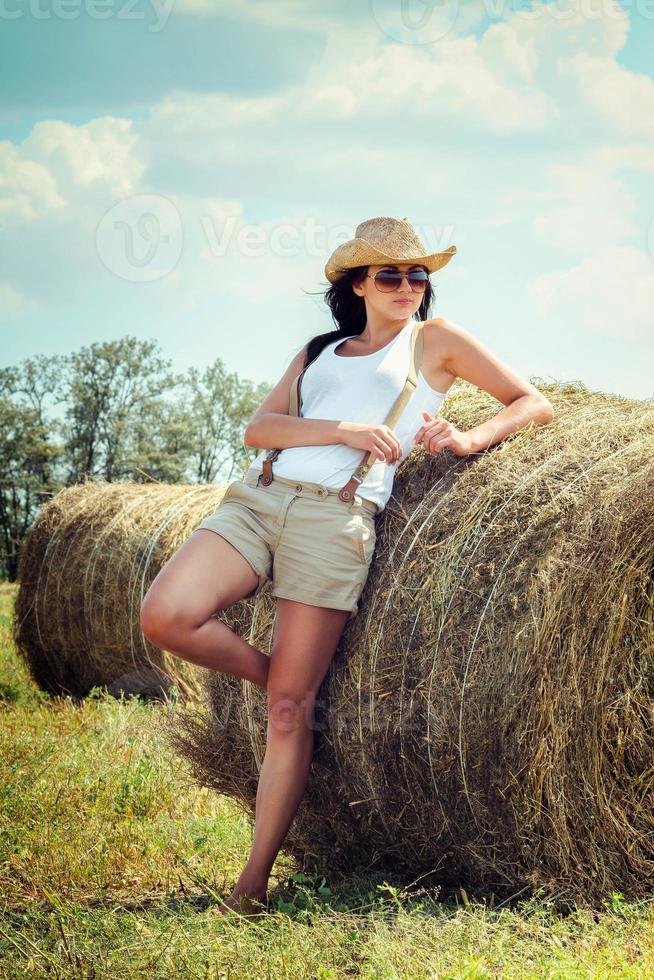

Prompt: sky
[{"left": 1, "top": 0, "right": 653, "bottom": 401}]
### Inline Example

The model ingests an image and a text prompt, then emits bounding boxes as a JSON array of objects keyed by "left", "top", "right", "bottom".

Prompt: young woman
[{"left": 140, "top": 216, "right": 554, "bottom": 917}]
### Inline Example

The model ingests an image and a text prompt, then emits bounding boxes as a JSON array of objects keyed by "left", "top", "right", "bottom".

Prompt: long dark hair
[{"left": 303, "top": 265, "right": 435, "bottom": 370}]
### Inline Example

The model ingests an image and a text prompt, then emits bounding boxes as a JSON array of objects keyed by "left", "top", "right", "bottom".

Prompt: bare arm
[
  {"left": 434, "top": 317, "right": 554, "bottom": 453},
  {"left": 244, "top": 344, "right": 343, "bottom": 450},
  {"left": 245, "top": 416, "right": 344, "bottom": 450}
]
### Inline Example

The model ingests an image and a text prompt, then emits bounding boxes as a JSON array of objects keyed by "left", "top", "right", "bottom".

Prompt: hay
[
  {"left": 12, "top": 479, "right": 262, "bottom": 701},
  {"left": 167, "top": 379, "right": 654, "bottom": 908},
  {"left": 11, "top": 377, "right": 654, "bottom": 906}
]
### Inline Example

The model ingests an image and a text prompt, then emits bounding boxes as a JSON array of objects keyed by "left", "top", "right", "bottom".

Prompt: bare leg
[
  {"left": 215, "top": 597, "right": 350, "bottom": 916},
  {"left": 165, "top": 616, "right": 270, "bottom": 690},
  {"left": 140, "top": 529, "right": 271, "bottom": 690}
]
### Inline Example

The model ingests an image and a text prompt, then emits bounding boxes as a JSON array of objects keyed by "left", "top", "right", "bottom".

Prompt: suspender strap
[
  {"left": 338, "top": 319, "right": 424, "bottom": 502},
  {"left": 259, "top": 369, "right": 306, "bottom": 486},
  {"left": 258, "top": 320, "right": 425, "bottom": 500}
]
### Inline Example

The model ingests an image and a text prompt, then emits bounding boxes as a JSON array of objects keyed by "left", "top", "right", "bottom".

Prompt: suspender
[{"left": 257, "top": 320, "right": 426, "bottom": 504}]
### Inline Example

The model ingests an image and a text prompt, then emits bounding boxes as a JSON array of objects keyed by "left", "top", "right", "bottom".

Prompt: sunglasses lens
[
  {"left": 408, "top": 271, "right": 428, "bottom": 291},
  {"left": 375, "top": 271, "right": 403, "bottom": 291},
  {"left": 373, "top": 270, "right": 429, "bottom": 292}
]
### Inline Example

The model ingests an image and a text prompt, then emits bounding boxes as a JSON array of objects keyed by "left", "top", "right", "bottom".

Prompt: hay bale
[
  {"left": 12, "top": 479, "right": 266, "bottom": 701},
  {"left": 167, "top": 380, "right": 654, "bottom": 908}
]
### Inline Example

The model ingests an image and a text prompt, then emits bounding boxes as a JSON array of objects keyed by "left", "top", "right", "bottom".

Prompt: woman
[{"left": 140, "top": 216, "right": 554, "bottom": 917}]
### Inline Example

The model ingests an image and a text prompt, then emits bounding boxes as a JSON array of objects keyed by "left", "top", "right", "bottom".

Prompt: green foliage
[{"left": 0, "top": 336, "right": 272, "bottom": 578}]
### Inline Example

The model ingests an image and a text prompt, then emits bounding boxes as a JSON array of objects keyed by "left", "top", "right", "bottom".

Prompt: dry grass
[{"left": 10, "top": 377, "right": 654, "bottom": 910}]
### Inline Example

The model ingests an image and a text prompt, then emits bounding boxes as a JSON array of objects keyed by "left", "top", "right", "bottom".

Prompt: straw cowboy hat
[{"left": 324, "top": 215, "right": 457, "bottom": 284}]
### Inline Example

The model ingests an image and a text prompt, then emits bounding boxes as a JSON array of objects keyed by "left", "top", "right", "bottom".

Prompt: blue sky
[{"left": 1, "top": 0, "right": 653, "bottom": 399}]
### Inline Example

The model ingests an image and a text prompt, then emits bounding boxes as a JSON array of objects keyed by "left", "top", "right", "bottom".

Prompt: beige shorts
[{"left": 195, "top": 467, "right": 379, "bottom": 620}]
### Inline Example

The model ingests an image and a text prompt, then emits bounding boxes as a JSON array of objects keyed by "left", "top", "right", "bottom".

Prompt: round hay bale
[
  {"left": 166, "top": 380, "right": 654, "bottom": 908},
  {"left": 12, "top": 479, "right": 270, "bottom": 701}
]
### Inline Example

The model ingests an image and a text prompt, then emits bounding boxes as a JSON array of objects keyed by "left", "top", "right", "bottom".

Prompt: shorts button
[{"left": 295, "top": 484, "right": 302, "bottom": 491}]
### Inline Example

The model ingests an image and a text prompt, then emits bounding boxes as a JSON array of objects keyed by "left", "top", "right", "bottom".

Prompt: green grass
[{"left": 1, "top": 580, "right": 653, "bottom": 978}]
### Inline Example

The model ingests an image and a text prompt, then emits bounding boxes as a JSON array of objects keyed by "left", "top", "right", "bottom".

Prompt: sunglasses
[{"left": 367, "top": 267, "right": 430, "bottom": 293}]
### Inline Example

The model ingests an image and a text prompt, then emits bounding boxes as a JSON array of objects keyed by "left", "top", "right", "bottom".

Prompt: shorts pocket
[{"left": 353, "top": 513, "right": 376, "bottom": 565}]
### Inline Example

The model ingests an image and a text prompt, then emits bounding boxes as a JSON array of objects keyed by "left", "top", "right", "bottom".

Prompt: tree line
[{"left": 0, "top": 336, "right": 272, "bottom": 580}]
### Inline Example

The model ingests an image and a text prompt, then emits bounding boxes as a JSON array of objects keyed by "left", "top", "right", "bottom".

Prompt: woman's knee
[
  {"left": 267, "top": 688, "right": 318, "bottom": 735},
  {"left": 140, "top": 593, "right": 190, "bottom": 647}
]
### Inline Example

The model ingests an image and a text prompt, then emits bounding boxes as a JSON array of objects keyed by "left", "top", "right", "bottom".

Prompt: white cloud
[
  {"left": 20, "top": 118, "right": 145, "bottom": 200},
  {"left": 0, "top": 118, "right": 145, "bottom": 233},
  {"left": 470, "top": 174, "right": 632, "bottom": 249},
  {"left": 528, "top": 245, "right": 654, "bottom": 339},
  {"left": 479, "top": 136, "right": 654, "bottom": 234},
  {"left": 596, "top": 143, "right": 654, "bottom": 174},
  {"left": 297, "top": 34, "right": 554, "bottom": 130},
  {"left": 0, "top": 141, "right": 65, "bottom": 228},
  {"left": 530, "top": 159, "right": 638, "bottom": 253},
  {"left": 503, "top": 0, "right": 629, "bottom": 61},
  {"left": 141, "top": 0, "right": 634, "bottom": 162},
  {"left": 0, "top": 119, "right": 150, "bottom": 313},
  {"left": 0, "top": 282, "right": 38, "bottom": 317},
  {"left": 561, "top": 51, "right": 654, "bottom": 138}
]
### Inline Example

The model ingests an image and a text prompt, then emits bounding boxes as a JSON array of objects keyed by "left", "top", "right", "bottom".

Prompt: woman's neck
[{"left": 356, "top": 312, "right": 414, "bottom": 348}]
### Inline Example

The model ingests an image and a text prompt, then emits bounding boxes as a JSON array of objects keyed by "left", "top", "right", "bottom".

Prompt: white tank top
[{"left": 249, "top": 316, "right": 447, "bottom": 511}]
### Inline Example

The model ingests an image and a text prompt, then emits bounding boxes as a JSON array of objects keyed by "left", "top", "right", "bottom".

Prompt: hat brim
[{"left": 325, "top": 241, "right": 457, "bottom": 284}]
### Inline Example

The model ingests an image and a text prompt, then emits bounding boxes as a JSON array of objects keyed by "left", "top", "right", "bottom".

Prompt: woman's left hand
[{"left": 412, "top": 411, "right": 475, "bottom": 457}]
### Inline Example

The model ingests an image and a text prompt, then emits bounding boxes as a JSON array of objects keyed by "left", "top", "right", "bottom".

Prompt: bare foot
[{"left": 212, "top": 889, "right": 268, "bottom": 921}]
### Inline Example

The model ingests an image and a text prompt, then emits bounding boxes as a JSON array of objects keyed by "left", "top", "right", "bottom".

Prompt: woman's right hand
[{"left": 338, "top": 422, "right": 403, "bottom": 464}]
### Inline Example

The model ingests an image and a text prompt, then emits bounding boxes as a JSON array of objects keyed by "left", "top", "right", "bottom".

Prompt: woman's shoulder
[
  {"left": 287, "top": 342, "right": 311, "bottom": 374},
  {"left": 420, "top": 317, "right": 459, "bottom": 394},
  {"left": 422, "top": 316, "right": 462, "bottom": 354},
  {"left": 422, "top": 315, "right": 451, "bottom": 332}
]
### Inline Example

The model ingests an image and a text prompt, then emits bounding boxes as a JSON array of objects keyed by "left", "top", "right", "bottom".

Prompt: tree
[
  {"left": 0, "top": 357, "right": 67, "bottom": 579},
  {"left": 0, "top": 398, "right": 64, "bottom": 580},
  {"left": 128, "top": 395, "right": 199, "bottom": 484},
  {"left": 182, "top": 360, "right": 271, "bottom": 484},
  {"left": 1, "top": 336, "right": 273, "bottom": 578},
  {"left": 59, "top": 337, "right": 179, "bottom": 484}
]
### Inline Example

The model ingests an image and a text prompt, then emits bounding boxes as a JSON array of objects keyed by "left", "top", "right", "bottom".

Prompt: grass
[{"left": 1, "top": 580, "right": 653, "bottom": 978}]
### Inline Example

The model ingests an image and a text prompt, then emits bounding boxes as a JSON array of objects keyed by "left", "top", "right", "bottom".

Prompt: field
[{"left": 1, "top": 580, "right": 653, "bottom": 978}]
